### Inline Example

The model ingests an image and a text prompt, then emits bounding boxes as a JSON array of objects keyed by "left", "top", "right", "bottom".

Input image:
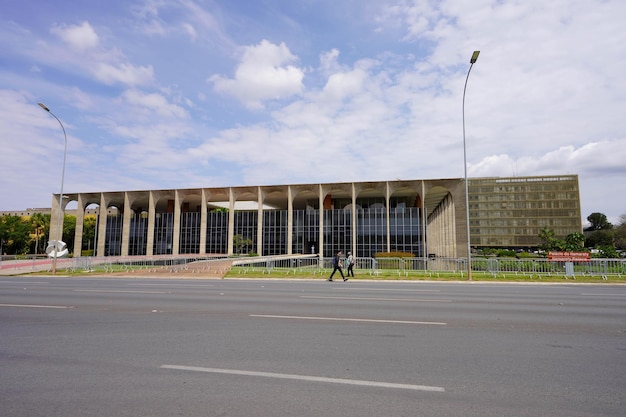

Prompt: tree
[
  {"left": 596, "top": 245, "right": 619, "bottom": 258},
  {"left": 585, "top": 229, "right": 614, "bottom": 248},
  {"left": 563, "top": 232, "right": 586, "bottom": 251},
  {"left": 62, "top": 214, "right": 76, "bottom": 254},
  {"left": 538, "top": 228, "right": 559, "bottom": 251},
  {"left": 586, "top": 212, "right": 613, "bottom": 231},
  {"left": 0, "top": 216, "right": 31, "bottom": 255},
  {"left": 614, "top": 214, "right": 626, "bottom": 250},
  {"left": 537, "top": 229, "right": 586, "bottom": 253},
  {"left": 233, "top": 234, "right": 253, "bottom": 255},
  {"left": 29, "top": 213, "right": 50, "bottom": 254},
  {"left": 82, "top": 217, "right": 97, "bottom": 252}
]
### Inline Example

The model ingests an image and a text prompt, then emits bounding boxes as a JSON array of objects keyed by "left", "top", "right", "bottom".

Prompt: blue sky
[{"left": 1, "top": 0, "right": 625, "bottom": 225}]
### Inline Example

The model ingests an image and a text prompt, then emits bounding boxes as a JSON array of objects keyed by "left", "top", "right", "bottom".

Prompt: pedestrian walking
[
  {"left": 346, "top": 251, "right": 355, "bottom": 277},
  {"left": 328, "top": 250, "right": 347, "bottom": 281}
]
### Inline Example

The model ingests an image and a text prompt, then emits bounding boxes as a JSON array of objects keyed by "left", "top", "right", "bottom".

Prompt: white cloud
[
  {"left": 131, "top": 0, "right": 233, "bottom": 47},
  {"left": 51, "top": 21, "right": 99, "bottom": 51},
  {"left": 322, "top": 68, "right": 368, "bottom": 102},
  {"left": 121, "top": 89, "right": 189, "bottom": 119},
  {"left": 209, "top": 40, "right": 304, "bottom": 109},
  {"left": 470, "top": 139, "right": 626, "bottom": 179},
  {"left": 94, "top": 63, "right": 155, "bottom": 86},
  {"left": 1, "top": 0, "right": 625, "bottom": 223},
  {"left": 182, "top": 22, "right": 197, "bottom": 41},
  {"left": 319, "top": 49, "right": 341, "bottom": 73}
]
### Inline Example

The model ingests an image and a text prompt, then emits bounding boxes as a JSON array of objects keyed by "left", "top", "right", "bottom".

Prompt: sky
[{"left": 1, "top": 0, "right": 625, "bottom": 226}]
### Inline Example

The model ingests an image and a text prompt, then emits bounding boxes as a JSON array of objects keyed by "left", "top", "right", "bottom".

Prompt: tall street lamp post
[
  {"left": 462, "top": 51, "right": 480, "bottom": 281},
  {"left": 38, "top": 102, "right": 67, "bottom": 274}
]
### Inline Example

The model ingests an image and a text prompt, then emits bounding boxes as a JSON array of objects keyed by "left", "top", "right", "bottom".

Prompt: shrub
[
  {"left": 374, "top": 251, "right": 415, "bottom": 258},
  {"left": 496, "top": 249, "right": 516, "bottom": 257}
]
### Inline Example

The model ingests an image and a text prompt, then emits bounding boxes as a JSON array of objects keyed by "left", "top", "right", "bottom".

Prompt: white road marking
[
  {"left": 127, "top": 284, "right": 217, "bottom": 287},
  {"left": 160, "top": 365, "right": 445, "bottom": 392},
  {"left": 301, "top": 295, "right": 451, "bottom": 302},
  {"left": 338, "top": 288, "right": 441, "bottom": 292},
  {"left": 580, "top": 293, "right": 626, "bottom": 297},
  {"left": 250, "top": 314, "right": 446, "bottom": 325},
  {"left": 0, "top": 303, "right": 72, "bottom": 309},
  {"left": 73, "top": 289, "right": 169, "bottom": 294}
]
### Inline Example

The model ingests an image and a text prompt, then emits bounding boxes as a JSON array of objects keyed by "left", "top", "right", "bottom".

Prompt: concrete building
[
  {"left": 4, "top": 175, "right": 582, "bottom": 258},
  {"left": 468, "top": 175, "right": 581, "bottom": 248},
  {"left": 0, "top": 175, "right": 582, "bottom": 258}
]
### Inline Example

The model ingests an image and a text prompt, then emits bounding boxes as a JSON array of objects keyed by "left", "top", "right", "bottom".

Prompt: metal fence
[
  {"left": 3, "top": 253, "right": 624, "bottom": 278},
  {"left": 233, "top": 256, "right": 626, "bottom": 278},
  {"left": 74, "top": 254, "right": 230, "bottom": 273}
]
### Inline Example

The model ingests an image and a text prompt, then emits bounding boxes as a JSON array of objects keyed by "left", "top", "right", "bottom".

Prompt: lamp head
[
  {"left": 470, "top": 51, "right": 480, "bottom": 64},
  {"left": 38, "top": 102, "right": 50, "bottom": 112}
]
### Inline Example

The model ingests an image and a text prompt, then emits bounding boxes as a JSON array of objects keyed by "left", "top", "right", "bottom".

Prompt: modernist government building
[{"left": 6, "top": 175, "right": 582, "bottom": 259}]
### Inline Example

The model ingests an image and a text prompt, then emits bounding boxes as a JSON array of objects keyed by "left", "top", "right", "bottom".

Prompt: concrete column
[
  {"left": 228, "top": 188, "right": 235, "bottom": 255},
  {"left": 96, "top": 193, "right": 107, "bottom": 257},
  {"left": 146, "top": 191, "right": 155, "bottom": 256},
  {"left": 257, "top": 187, "right": 263, "bottom": 256},
  {"left": 385, "top": 182, "right": 391, "bottom": 253},
  {"left": 446, "top": 194, "right": 456, "bottom": 258},
  {"left": 455, "top": 182, "right": 469, "bottom": 258},
  {"left": 74, "top": 194, "right": 85, "bottom": 258},
  {"left": 199, "top": 189, "right": 207, "bottom": 254},
  {"left": 430, "top": 203, "right": 440, "bottom": 257},
  {"left": 172, "top": 190, "right": 181, "bottom": 255},
  {"left": 445, "top": 196, "right": 451, "bottom": 257},
  {"left": 442, "top": 203, "right": 447, "bottom": 257},
  {"left": 49, "top": 194, "right": 64, "bottom": 246},
  {"left": 287, "top": 186, "right": 293, "bottom": 255},
  {"left": 351, "top": 183, "right": 356, "bottom": 255},
  {"left": 318, "top": 184, "right": 324, "bottom": 257},
  {"left": 421, "top": 181, "right": 427, "bottom": 258},
  {"left": 121, "top": 192, "right": 132, "bottom": 256}
]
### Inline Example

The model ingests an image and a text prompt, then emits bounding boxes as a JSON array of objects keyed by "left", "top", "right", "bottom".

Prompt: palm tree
[
  {"left": 538, "top": 228, "right": 556, "bottom": 251},
  {"left": 30, "top": 213, "right": 50, "bottom": 254}
]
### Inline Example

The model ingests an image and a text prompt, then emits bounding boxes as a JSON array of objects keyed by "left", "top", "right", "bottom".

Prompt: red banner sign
[{"left": 548, "top": 251, "right": 591, "bottom": 262}]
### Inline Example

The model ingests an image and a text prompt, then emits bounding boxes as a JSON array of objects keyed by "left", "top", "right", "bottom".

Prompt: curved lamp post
[
  {"left": 38, "top": 102, "right": 67, "bottom": 274},
  {"left": 462, "top": 51, "right": 480, "bottom": 281}
]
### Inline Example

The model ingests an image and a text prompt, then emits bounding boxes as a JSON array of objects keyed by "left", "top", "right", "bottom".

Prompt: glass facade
[
  {"left": 390, "top": 207, "right": 422, "bottom": 255},
  {"left": 234, "top": 211, "right": 257, "bottom": 255},
  {"left": 263, "top": 210, "right": 288, "bottom": 256},
  {"left": 97, "top": 194, "right": 424, "bottom": 258},
  {"left": 180, "top": 212, "right": 200, "bottom": 254},
  {"left": 324, "top": 209, "right": 352, "bottom": 257},
  {"left": 292, "top": 209, "right": 319, "bottom": 255},
  {"left": 154, "top": 213, "right": 174, "bottom": 255},
  {"left": 356, "top": 208, "right": 386, "bottom": 256},
  {"left": 206, "top": 211, "right": 228, "bottom": 254},
  {"left": 104, "top": 214, "right": 122, "bottom": 256},
  {"left": 129, "top": 213, "right": 148, "bottom": 256}
]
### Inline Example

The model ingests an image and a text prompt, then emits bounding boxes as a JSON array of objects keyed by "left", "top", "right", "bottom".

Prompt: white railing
[{"left": 3, "top": 253, "right": 625, "bottom": 279}]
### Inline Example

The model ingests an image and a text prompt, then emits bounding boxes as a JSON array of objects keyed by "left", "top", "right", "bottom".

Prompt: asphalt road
[{"left": 1, "top": 277, "right": 625, "bottom": 417}]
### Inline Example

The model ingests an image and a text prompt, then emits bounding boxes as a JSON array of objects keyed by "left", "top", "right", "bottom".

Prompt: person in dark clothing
[{"left": 328, "top": 250, "right": 347, "bottom": 281}]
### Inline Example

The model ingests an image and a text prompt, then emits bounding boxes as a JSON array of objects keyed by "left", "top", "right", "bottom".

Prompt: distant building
[{"left": 2, "top": 175, "right": 581, "bottom": 258}]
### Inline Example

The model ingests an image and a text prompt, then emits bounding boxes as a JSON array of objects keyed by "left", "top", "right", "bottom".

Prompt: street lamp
[
  {"left": 38, "top": 102, "right": 67, "bottom": 274},
  {"left": 462, "top": 51, "right": 480, "bottom": 281}
]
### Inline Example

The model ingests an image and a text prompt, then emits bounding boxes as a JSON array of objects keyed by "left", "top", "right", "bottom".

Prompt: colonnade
[{"left": 48, "top": 179, "right": 468, "bottom": 258}]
